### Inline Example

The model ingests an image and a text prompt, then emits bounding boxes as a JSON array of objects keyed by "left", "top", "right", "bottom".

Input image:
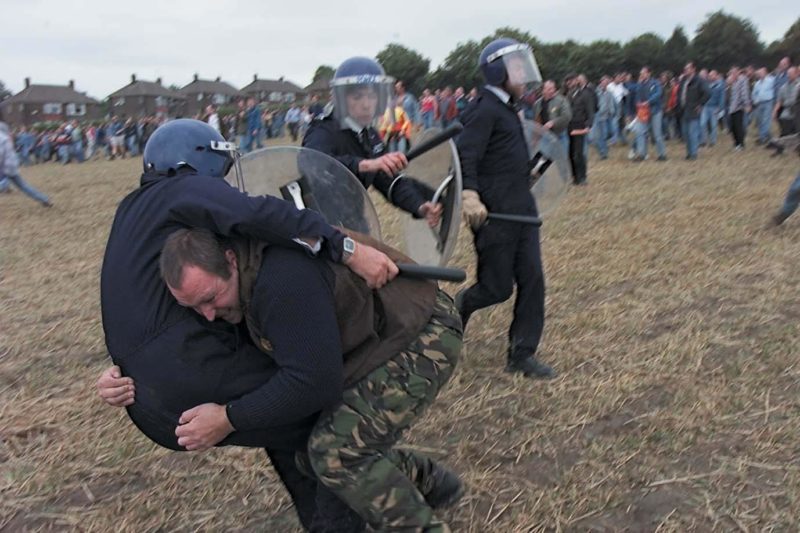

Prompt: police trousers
[{"left": 460, "top": 219, "right": 545, "bottom": 359}]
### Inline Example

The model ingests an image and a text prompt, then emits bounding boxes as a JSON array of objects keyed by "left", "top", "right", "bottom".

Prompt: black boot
[
  {"left": 423, "top": 463, "right": 465, "bottom": 509},
  {"left": 506, "top": 351, "right": 556, "bottom": 379}
]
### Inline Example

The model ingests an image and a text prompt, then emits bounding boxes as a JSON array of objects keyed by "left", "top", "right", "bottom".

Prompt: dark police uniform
[
  {"left": 456, "top": 86, "right": 546, "bottom": 363},
  {"left": 302, "top": 116, "right": 430, "bottom": 231},
  {"left": 100, "top": 170, "right": 363, "bottom": 531}
]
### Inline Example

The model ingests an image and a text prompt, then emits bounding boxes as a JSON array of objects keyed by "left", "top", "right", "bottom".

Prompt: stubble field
[{"left": 1, "top": 134, "right": 799, "bottom": 532}]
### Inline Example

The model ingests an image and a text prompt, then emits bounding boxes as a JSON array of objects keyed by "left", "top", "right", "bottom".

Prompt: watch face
[{"left": 344, "top": 238, "right": 356, "bottom": 253}]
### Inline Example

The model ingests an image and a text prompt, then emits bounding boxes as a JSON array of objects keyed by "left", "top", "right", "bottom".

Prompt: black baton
[
  {"left": 486, "top": 213, "right": 542, "bottom": 226},
  {"left": 405, "top": 124, "right": 463, "bottom": 162},
  {"left": 396, "top": 264, "right": 466, "bottom": 282}
]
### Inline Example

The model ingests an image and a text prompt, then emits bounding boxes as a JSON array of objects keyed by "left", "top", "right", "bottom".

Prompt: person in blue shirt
[
  {"left": 634, "top": 66, "right": 667, "bottom": 162},
  {"left": 701, "top": 70, "right": 726, "bottom": 147}
]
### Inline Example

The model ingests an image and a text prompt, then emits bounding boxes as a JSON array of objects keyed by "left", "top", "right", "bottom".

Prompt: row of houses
[{"left": 0, "top": 74, "right": 332, "bottom": 127}]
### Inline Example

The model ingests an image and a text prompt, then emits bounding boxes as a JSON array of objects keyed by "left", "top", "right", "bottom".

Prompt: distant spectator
[
  {"left": 592, "top": 76, "right": 616, "bottom": 160},
  {"left": 634, "top": 66, "right": 667, "bottom": 162},
  {"left": 0, "top": 122, "right": 51, "bottom": 206},
  {"left": 308, "top": 95, "right": 324, "bottom": 118},
  {"left": 728, "top": 66, "right": 751, "bottom": 151},
  {"left": 534, "top": 79, "right": 572, "bottom": 154},
  {"left": 678, "top": 62, "right": 709, "bottom": 160},
  {"left": 701, "top": 70, "right": 725, "bottom": 147},
  {"left": 774, "top": 66, "right": 799, "bottom": 137},
  {"left": 567, "top": 74, "right": 594, "bottom": 185},
  {"left": 205, "top": 104, "right": 221, "bottom": 134},
  {"left": 285, "top": 104, "right": 302, "bottom": 142},
  {"left": 752, "top": 67, "right": 776, "bottom": 144},
  {"left": 419, "top": 88, "right": 437, "bottom": 129},
  {"left": 394, "top": 80, "right": 420, "bottom": 127}
]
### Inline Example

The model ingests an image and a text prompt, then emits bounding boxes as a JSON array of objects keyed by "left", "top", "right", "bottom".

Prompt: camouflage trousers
[{"left": 306, "top": 290, "right": 462, "bottom": 532}]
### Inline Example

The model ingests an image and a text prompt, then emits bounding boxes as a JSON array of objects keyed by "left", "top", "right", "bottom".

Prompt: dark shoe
[
  {"left": 506, "top": 355, "right": 556, "bottom": 379},
  {"left": 41, "top": 200, "right": 53, "bottom": 208},
  {"left": 657, "top": 155, "right": 667, "bottom": 162},
  {"left": 768, "top": 212, "right": 788, "bottom": 228},
  {"left": 685, "top": 155, "right": 697, "bottom": 161},
  {"left": 454, "top": 289, "right": 470, "bottom": 330},
  {"left": 424, "top": 464, "right": 465, "bottom": 509}
]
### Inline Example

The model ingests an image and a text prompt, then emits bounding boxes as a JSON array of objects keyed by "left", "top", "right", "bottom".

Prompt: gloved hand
[{"left": 461, "top": 189, "right": 488, "bottom": 229}]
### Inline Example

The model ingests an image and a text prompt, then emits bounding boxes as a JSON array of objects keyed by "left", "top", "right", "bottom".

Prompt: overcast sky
[{"left": 0, "top": 0, "right": 791, "bottom": 99}]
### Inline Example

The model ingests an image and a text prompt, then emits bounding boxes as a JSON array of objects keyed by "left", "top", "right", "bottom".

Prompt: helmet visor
[
  {"left": 331, "top": 74, "right": 395, "bottom": 130},
  {"left": 492, "top": 45, "right": 542, "bottom": 87}
]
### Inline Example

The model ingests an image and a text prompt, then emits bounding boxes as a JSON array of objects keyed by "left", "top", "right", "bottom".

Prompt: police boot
[
  {"left": 423, "top": 463, "right": 465, "bottom": 509},
  {"left": 506, "top": 350, "right": 556, "bottom": 379},
  {"left": 454, "top": 289, "right": 471, "bottom": 331}
]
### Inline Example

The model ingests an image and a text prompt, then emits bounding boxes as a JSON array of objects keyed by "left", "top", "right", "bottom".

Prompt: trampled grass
[{"left": 1, "top": 135, "right": 798, "bottom": 531}]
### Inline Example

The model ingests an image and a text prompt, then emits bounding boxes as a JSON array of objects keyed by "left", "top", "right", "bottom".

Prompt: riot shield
[
  {"left": 521, "top": 120, "right": 570, "bottom": 217},
  {"left": 401, "top": 127, "right": 463, "bottom": 266},
  {"left": 227, "top": 146, "right": 382, "bottom": 239}
]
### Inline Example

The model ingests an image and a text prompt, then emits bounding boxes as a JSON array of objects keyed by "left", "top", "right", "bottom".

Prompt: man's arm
[
  {"left": 168, "top": 175, "right": 397, "bottom": 287},
  {"left": 225, "top": 250, "right": 344, "bottom": 431},
  {"left": 96, "top": 365, "right": 135, "bottom": 407}
]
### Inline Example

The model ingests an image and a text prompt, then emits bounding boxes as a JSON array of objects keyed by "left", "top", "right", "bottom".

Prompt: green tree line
[{"left": 317, "top": 10, "right": 799, "bottom": 95}]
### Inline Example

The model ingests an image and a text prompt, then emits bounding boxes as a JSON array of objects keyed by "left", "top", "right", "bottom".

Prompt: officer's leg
[
  {"left": 508, "top": 225, "right": 553, "bottom": 378},
  {"left": 307, "top": 292, "right": 461, "bottom": 532},
  {"left": 265, "top": 447, "right": 319, "bottom": 530},
  {"left": 458, "top": 223, "right": 517, "bottom": 327}
]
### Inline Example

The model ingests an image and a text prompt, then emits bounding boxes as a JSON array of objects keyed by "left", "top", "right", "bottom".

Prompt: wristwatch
[{"left": 342, "top": 237, "right": 356, "bottom": 263}]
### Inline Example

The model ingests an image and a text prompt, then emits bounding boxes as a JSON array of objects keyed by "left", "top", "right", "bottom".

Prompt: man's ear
[{"left": 225, "top": 249, "right": 238, "bottom": 271}]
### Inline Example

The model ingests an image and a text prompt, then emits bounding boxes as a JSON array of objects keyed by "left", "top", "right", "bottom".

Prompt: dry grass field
[{"left": 1, "top": 135, "right": 799, "bottom": 532}]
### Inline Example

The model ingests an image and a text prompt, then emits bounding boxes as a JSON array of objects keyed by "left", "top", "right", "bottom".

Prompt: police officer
[
  {"left": 455, "top": 38, "right": 555, "bottom": 379},
  {"left": 302, "top": 57, "right": 441, "bottom": 229},
  {"left": 98, "top": 118, "right": 402, "bottom": 530}
]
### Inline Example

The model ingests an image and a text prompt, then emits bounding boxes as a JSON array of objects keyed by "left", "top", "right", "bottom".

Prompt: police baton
[
  {"left": 395, "top": 263, "right": 466, "bottom": 283},
  {"left": 405, "top": 124, "right": 463, "bottom": 162},
  {"left": 486, "top": 213, "right": 542, "bottom": 226}
]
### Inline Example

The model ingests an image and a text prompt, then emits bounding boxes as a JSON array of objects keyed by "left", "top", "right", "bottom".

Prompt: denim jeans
[
  {"left": 778, "top": 171, "right": 800, "bottom": 221},
  {"left": 683, "top": 117, "right": 700, "bottom": 158},
  {"left": 592, "top": 117, "right": 610, "bottom": 158},
  {"left": 755, "top": 100, "right": 774, "bottom": 142},
  {"left": 0, "top": 174, "right": 50, "bottom": 204},
  {"left": 72, "top": 140, "right": 85, "bottom": 162},
  {"left": 700, "top": 105, "right": 719, "bottom": 146},
  {"left": 421, "top": 110, "right": 435, "bottom": 129},
  {"left": 58, "top": 145, "right": 71, "bottom": 164},
  {"left": 635, "top": 111, "right": 667, "bottom": 158}
]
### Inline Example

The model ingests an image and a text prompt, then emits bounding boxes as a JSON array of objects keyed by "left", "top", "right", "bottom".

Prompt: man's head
[
  {"left": 542, "top": 80, "right": 557, "bottom": 99},
  {"left": 756, "top": 67, "right": 768, "bottom": 80},
  {"left": 160, "top": 228, "right": 243, "bottom": 324},
  {"left": 699, "top": 68, "right": 708, "bottom": 80},
  {"left": 394, "top": 80, "right": 406, "bottom": 96},
  {"left": 683, "top": 62, "right": 696, "bottom": 78},
  {"left": 778, "top": 56, "right": 791, "bottom": 72},
  {"left": 639, "top": 66, "right": 651, "bottom": 82},
  {"left": 205, "top": 104, "right": 216, "bottom": 115},
  {"left": 247, "top": 97, "right": 256, "bottom": 108},
  {"left": 788, "top": 66, "right": 798, "bottom": 82},
  {"left": 709, "top": 70, "right": 719, "bottom": 82}
]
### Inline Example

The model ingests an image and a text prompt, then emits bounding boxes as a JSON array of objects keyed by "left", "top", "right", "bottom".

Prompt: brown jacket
[{"left": 235, "top": 231, "right": 437, "bottom": 387}]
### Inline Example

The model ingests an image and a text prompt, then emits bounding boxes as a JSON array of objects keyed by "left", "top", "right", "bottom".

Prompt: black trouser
[
  {"left": 779, "top": 118, "right": 797, "bottom": 137},
  {"left": 569, "top": 134, "right": 587, "bottom": 184},
  {"left": 460, "top": 220, "right": 545, "bottom": 359},
  {"left": 267, "top": 448, "right": 365, "bottom": 532},
  {"left": 730, "top": 110, "right": 746, "bottom": 147}
]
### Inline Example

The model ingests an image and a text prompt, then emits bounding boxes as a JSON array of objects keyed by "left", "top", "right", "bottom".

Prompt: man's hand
[
  {"left": 358, "top": 152, "right": 408, "bottom": 177},
  {"left": 462, "top": 190, "right": 488, "bottom": 229},
  {"left": 96, "top": 365, "right": 135, "bottom": 407},
  {"left": 345, "top": 242, "right": 399, "bottom": 289},
  {"left": 419, "top": 201, "right": 443, "bottom": 227},
  {"left": 570, "top": 128, "right": 590, "bottom": 136},
  {"left": 543, "top": 120, "right": 554, "bottom": 130},
  {"left": 175, "top": 403, "right": 234, "bottom": 451}
]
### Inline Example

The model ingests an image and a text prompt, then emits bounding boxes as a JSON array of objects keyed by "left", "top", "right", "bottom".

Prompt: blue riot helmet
[
  {"left": 330, "top": 57, "right": 395, "bottom": 130},
  {"left": 479, "top": 38, "right": 542, "bottom": 89},
  {"left": 143, "top": 119, "right": 238, "bottom": 178}
]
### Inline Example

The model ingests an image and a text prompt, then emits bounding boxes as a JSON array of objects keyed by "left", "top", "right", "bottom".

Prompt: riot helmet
[
  {"left": 143, "top": 119, "right": 237, "bottom": 178},
  {"left": 330, "top": 57, "right": 394, "bottom": 131},
  {"left": 479, "top": 38, "right": 542, "bottom": 89}
]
